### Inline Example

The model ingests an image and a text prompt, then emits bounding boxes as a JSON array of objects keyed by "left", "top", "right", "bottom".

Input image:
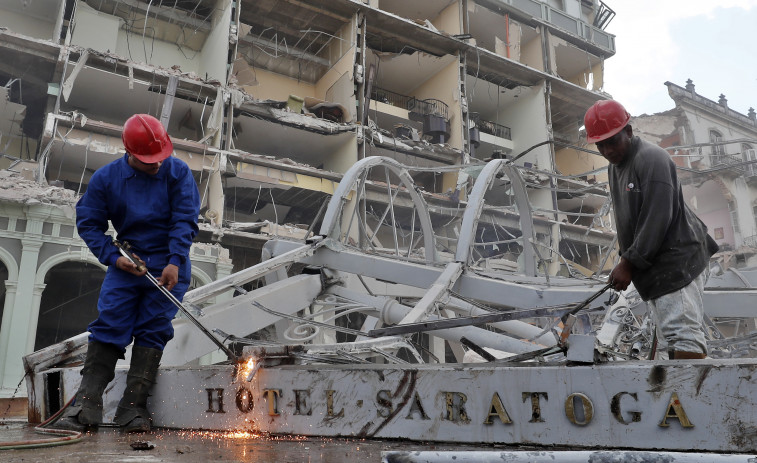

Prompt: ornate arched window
[{"left": 35, "top": 262, "right": 105, "bottom": 351}]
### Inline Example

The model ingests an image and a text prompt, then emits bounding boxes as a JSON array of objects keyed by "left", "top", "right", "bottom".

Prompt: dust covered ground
[{"left": 0, "top": 419, "right": 500, "bottom": 463}]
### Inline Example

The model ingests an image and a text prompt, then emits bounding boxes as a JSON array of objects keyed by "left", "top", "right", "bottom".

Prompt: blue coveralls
[{"left": 76, "top": 154, "right": 200, "bottom": 352}]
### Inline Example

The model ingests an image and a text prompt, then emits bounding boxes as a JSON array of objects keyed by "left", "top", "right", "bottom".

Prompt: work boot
[
  {"left": 114, "top": 346, "right": 162, "bottom": 433},
  {"left": 670, "top": 350, "right": 707, "bottom": 360},
  {"left": 54, "top": 341, "right": 121, "bottom": 431}
]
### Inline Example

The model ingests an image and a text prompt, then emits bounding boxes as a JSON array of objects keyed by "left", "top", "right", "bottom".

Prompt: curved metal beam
[
  {"left": 455, "top": 160, "right": 536, "bottom": 275},
  {"left": 318, "top": 156, "right": 438, "bottom": 263}
]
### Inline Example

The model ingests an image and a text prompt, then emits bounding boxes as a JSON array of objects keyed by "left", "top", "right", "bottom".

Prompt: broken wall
[
  {"left": 431, "top": 1, "right": 462, "bottom": 36},
  {"left": 251, "top": 70, "right": 316, "bottom": 102},
  {"left": 0, "top": 87, "right": 30, "bottom": 160},
  {"left": 589, "top": 61, "right": 603, "bottom": 92},
  {"left": 555, "top": 146, "right": 608, "bottom": 184},
  {"left": 200, "top": 0, "right": 232, "bottom": 83},
  {"left": 411, "top": 57, "right": 463, "bottom": 149},
  {"left": 69, "top": 1, "right": 230, "bottom": 78},
  {"left": 519, "top": 26, "right": 544, "bottom": 71},
  {"left": 505, "top": 84, "right": 551, "bottom": 185},
  {"left": 314, "top": 18, "right": 357, "bottom": 122},
  {"left": 114, "top": 24, "right": 201, "bottom": 76},
  {"left": 0, "top": 6, "right": 59, "bottom": 41},
  {"left": 550, "top": 34, "right": 602, "bottom": 91},
  {"left": 321, "top": 133, "right": 358, "bottom": 173},
  {"left": 69, "top": 2, "right": 120, "bottom": 53}
]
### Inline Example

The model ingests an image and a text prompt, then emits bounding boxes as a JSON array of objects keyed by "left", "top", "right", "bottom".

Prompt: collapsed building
[
  {"left": 5, "top": 3, "right": 757, "bottom": 453},
  {"left": 0, "top": 0, "right": 622, "bottom": 400},
  {"left": 633, "top": 80, "right": 757, "bottom": 265}
]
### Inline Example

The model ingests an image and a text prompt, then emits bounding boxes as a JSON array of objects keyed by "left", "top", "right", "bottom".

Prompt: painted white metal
[
  {"left": 165, "top": 273, "right": 323, "bottom": 365},
  {"left": 326, "top": 286, "right": 546, "bottom": 354},
  {"left": 267, "top": 239, "right": 610, "bottom": 310},
  {"left": 318, "top": 157, "right": 437, "bottom": 263},
  {"left": 455, "top": 160, "right": 537, "bottom": 275},
  {"left": 398, "top": 262, "right": 463, "bottom": 325},
  {"left": 49, "top": 358, "right": 757, "bottom": 452},
  {"left": 184, "top": 241, "right": 318, "bottom": 304},
  {"left": 380, "top": 450, "right": 757, "bottom": 462}
]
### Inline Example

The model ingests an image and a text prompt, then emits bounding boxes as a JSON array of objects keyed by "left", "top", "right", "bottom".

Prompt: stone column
[
  {"left": 0, "top": 281, "right": 19, "bottom": 396},
  {"left": 0, "top": 238, "right": 42, "bottom": 393}
]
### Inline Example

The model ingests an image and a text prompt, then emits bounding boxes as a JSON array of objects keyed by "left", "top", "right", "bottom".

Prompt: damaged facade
[
  {"left": 632, "top": 80, "right": 757, "bottom": 267},
  {"left": 0, "top": 0, "right": 619, "bottom": 398}
]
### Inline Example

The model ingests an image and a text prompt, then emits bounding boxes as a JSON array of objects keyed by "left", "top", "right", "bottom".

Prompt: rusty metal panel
[{"left": 53, "top": 360, "right": 757, "bottom": 452}]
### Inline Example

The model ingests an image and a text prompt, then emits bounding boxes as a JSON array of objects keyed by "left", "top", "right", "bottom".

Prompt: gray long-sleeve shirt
[{"left": 609, "top": 136, "right": 718, "bottom": 300}]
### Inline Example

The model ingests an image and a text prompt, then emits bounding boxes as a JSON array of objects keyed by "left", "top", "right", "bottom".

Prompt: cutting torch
[{"left": 112, "top": 239, "right": 237, "bottom": 362}]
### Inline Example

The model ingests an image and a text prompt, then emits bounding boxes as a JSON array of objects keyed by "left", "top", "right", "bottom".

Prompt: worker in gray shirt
[{"left": 584, "top": 100, "right": 719, "bottom": 360}]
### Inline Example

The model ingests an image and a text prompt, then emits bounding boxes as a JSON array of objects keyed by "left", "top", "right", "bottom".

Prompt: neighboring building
[
  {"left": 0, "top": 0, "right": 618, "bottom": 398},
  {"left": 632, "top": 80, "right": 757, "bottom": 267}
]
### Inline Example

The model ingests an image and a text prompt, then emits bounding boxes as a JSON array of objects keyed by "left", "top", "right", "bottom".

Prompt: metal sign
[{"left": 49, "top": 359, "right": 757, "bottom": 452}]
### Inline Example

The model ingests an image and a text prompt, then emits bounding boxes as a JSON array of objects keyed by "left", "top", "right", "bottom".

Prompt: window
[
  {"left": 35, "top": 262, "right": 104, "bottom": 351},
  {"left": 710, "top": 130, "right": 725, "bottom": 164},
  {"left": 729, "top": 201, "right": 740, "bottom": 236},
  {"left": 743, "top": 143, "right": 756, "bottom": 176}
]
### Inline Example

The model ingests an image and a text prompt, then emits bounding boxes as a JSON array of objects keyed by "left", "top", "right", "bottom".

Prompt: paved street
[{"left": 0, "top": 419, "right": 490, "bottom": 463}]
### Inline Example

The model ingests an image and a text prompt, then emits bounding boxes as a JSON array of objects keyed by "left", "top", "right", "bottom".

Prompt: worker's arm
[
  {"left": 166, "top": 159, "right": 200, "bottom": 267},
  {"left": 621, "top": 154, "right": 676, "bottom": 272},
  {"left": 76, "top": 171, "right": 121, "bottom": 267}
]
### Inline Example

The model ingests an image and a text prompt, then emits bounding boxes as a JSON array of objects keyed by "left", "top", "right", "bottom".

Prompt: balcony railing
[
  {"left": 742, "top": 234, "right": 757, "bottom": 248},
  {"left": 370, "top": 89, "right": 449, "bottom": 121},
  {"left": 407, "top": 98, "right": 449, "bottom": 120},
  {"left": 470, "top": 113, "right": 512, "bottom": 140},
  {"left": 370, "top": 87, "right": 412, "bottom": 110},
  {"left": 711, "top": 154, "right": 746, "bottom": 173},
  {"left": 508, "top": 0, "right": 615, "bottom": 52}
]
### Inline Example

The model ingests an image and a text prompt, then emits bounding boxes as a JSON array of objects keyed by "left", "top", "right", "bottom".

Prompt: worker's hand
[
  {"left": 158, "top": 264, "right": 179, "bottom": 291},
  {"left": 608, "top": 257, "right": 633, "bottom": 291},
  {"left": 116, "top": 255, "right": 147, "bottom": 276}
]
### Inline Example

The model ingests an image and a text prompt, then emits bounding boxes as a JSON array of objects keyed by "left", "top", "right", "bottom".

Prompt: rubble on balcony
[{"left": 0, "top": 170, "right": 77, "bottom": 208}]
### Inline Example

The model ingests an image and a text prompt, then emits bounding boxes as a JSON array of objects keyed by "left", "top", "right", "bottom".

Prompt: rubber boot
[
  {"left": 670, "top": 350, "right": 707, "bottom": 360},
  {"left": 54, "top": 341, "right": 121, "bottom": 431},
  {"left": 114, "top": 346, "right": 162, "bottom": 433}
]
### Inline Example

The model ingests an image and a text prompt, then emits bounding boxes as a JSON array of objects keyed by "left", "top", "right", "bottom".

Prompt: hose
[{"left": 0, "top": 397, "right": 84, "bottom": 450}]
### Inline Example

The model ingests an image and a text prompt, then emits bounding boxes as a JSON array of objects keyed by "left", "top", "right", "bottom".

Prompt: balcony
[
  {"left": 743, "top": 235, "right": 757, "bottom": 248},
  {"left": 368, "top": 89, "right": 451, "bottom": 144},
  {"left": 506, "top": 0, "right": 615, "bottom": 53},
  {"left": 710, "top": 153, "right": 746, "bottom": 175},
  {"left": 471, "top": 114, "right": 512, "bottom": 140},
  {"left": 371, "top": 88, "right": 412, "bottom": 111},
  {"left": 469, "top": 113, "right": 514, "bottom": 159},
  {"left": 407, "top": 98, "right": 449, "bottom": 120}
]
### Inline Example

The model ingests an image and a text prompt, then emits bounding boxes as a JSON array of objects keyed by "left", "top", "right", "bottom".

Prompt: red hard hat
[
  {"left": 584, "top": 100, "right": 631, "bottom": 144},
  {"left": 122, "top": 114, "right": 173, "bottom": 163}
]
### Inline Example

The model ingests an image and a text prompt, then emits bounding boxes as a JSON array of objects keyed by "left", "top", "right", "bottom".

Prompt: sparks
[{"left": 238, "top": 357, "right": 256, "bottom": 380}]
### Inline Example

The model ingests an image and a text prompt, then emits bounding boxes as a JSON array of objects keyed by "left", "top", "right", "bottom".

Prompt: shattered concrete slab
[{"left": 0, "top": 170, "right": 77, "bottom": 207}]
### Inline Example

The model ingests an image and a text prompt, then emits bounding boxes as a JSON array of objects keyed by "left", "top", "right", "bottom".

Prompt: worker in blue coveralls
[{"left": 56, "top": 114, "right": 200, "bottom": 433}]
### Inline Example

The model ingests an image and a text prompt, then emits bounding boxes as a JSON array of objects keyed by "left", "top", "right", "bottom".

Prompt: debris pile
[{"left": 0, "top": 170, "right": 78, "bottom": 207}]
